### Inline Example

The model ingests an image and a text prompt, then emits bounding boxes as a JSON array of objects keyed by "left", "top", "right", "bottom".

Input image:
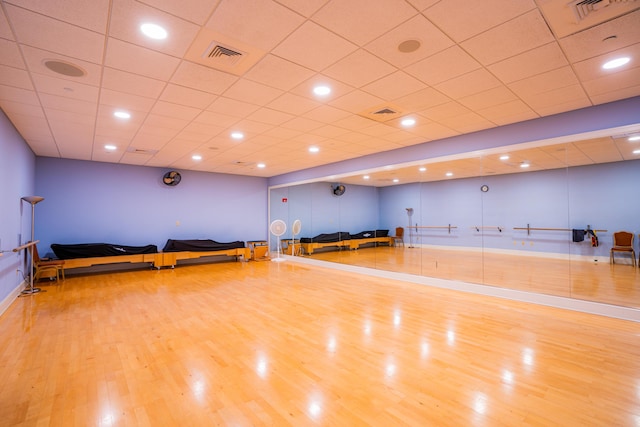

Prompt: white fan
[
  {"left": 291, "top": 219, "right": 302, "bottom": 256},
  {"left": 270, "top": 219, "right": 287, "bottom": 262}
]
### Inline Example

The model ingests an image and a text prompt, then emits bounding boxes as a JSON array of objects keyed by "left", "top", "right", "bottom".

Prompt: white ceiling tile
[
  {"left": 323, "top": 49, "right": 396, "bottom": 87},
  {"left": 102, "top": 67, "right": 165, "bottom": 99},
  {"left": 461, "top": 10, "right": 555, "bottom": 65},
  {"left": 0, "top": 65, "right": 33, "bottom": 90},
  {"left": 303, "top": 105, "right": 351, "bottom": 123},
  {"left": 0, "top": 39, "right": 24, "bottom": 68},
  {"left": 138, "top": 0, "right": 221, "bottom": 25},
  {"left": 312, "top": 0, "right": 417, "bottom": 46},
  {"left": 409, "top": 122, "right": 459, "bottom": 140},
  {"left": 106, "top": 38, "right": 180, "bottom": 81},
  {"left": 582, "top": 67, "right": 640, "bottom": 98},
  {"left": 405, "top": 46, "right": 481, "bottom": 85},
  {"left": 151, "top": 101, "right": 201, "bottom": 121},
  {"left": 31, "top": 73, "right": 99, "bottom": 103},
  {"left": 533, "top": 96, "right": 592, "bottom": 118},
  {"left": 6, "top": 0, "right": 110, "bottom": 33},
  {"left": 430, "top": 111, "right": 494, "bottom": 134},
  {"left": 365, "top": 15, "right": 454, "bottom": 68},
  {"left": 420, "top": 101, "right": 471, "bottom": 121},
  {"left": 0, "top": 84, "right": 39, "bottom": 105},
  {"left": 424, "top": 0, "right": 536, "bottom": 42},
  {"left": 170, "top": 60, "right": 238, "bottom": 94},
  {"left": 39, "top": 93, "right": 98, "bottom": 115},
  {"left": 458, "top": 86, "right": 518, "bottom": 111},
  {"left": 222, "top": 79, "right": 283, "bottom": 106},
  {"left": 363, "top": 71, "right": 427, "bottom": 100},
  {"left": 142, "top": 113, "right": 189, "bottom": 131},
  {"left": 0, "top": 6, "right": 14, "bottom": 40},
  {"left": 207, "top": 97, "right": 260, "bottom": 117},
  {"left": 160, "top": 84, "right": 217, "bottom": 109},
  {"left": 393, "top": 88, "right": 451, "bottom": 112},
  {"left": 262, "top": 126, "right": 301, "bottom": 140},
  {"left": 194, "top": 110, "right": 240, "bottom": 129},
  {"left": 231, "top": 119, "right": 274, "bottom": 135},
  {"left": 477, "top": 99, "right": 538, "bottom": 125},
  {"left": 487, "top": 42, "right": 569, "bottom": 84},
  {"left": 100, "top": 88, "right": 156, "bottom": 112},
  {"left": 244, "top": 54, "right": 315, "bottom": 91},
  {"left": 5, "top": 4, "right": 105, "bottom": 64},
  {"left": 589, "top": 85, "right": 640, "bottom": 106},
  {"left": 328, "top": 90, "right": 384, "bottom": 114},
  {"left": 274, "top": 0, "right": 329, "bottom": 17},
  {"left": 247, "top": 108, "right": 295, "bottom": 126},
  {"left": 281, "top": 116, "right": 324, "bottom": 132},
  {"left": 508, "top": 66, "right": 580, "bottom": 98},
  {"left": 109, "top": 0, "right": 201, "bottom": 58},
  {"left": 206, "top": 0, "right": 305, "bottom": 51},
  {"left": 272, "top": 21, "right": 357, "bottom": 71},
  {"left": 558, "top": 10, "right": 640, "bottom": 63},
  {"left": 267, "top": 93, "right": 321, "bottom": 115},
  {"left": 434, "top": 69, "right": 502, "bottom": 100}
]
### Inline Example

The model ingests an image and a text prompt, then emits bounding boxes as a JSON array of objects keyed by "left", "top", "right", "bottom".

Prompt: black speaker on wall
[
  {"left": 332, "top": 183, "right": 346, "bottom": 196},
  {"left": 162, "top": 171, "right": 181, "bottom": 186}
]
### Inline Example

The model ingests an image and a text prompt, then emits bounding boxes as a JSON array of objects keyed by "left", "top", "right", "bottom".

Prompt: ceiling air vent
[
  {"left": 204, "top": 42, "right": 245, "bottom": 66},
  {"left": 373, "top": 108, "right": 398, "bottom": 115},
  {"left": 359, "top": 103, "right": 405, "bottom": 122},
  {"left": 126, "top": 147, "right": 158, "bottom": 155},
  {"left": 569, "top": 0, "right": 634, "bottom": 21}
]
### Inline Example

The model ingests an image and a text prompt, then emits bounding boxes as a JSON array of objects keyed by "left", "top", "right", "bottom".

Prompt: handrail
[
  {"left": 412, "top": 224, "right": 457, "bottom": 234},
  {"left": 472, "top": 226, "right": 503, "bottom": 232},
  {"left": 12, "top": 240, "right": 39, "bottom": 252},
  {"left": 513, "top": 224, "right": 607, "bottom": 236}
]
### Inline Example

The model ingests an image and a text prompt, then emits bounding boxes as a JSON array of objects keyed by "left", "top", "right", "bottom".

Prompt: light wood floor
[
  {"left": 310, "top": 246, "right": 640, "bottom": 308},
  {"left": 1, "top": 260, "right": 639, "bottom": 426}
]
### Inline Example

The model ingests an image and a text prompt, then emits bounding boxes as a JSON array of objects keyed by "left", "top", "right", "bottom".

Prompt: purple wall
[
  {"left": 35, "top": 158, "right": 268, "bottom": 256},
  {"left": 0, "top": 109, "right": 36, "bottom": 303}
]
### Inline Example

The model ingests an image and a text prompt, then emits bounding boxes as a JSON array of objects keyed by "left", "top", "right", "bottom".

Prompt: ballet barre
[
  {"left": 12, "top": 240, "right": 40, "bottom": 252},
  {"left": 472, "top": 226, "right": 503, "bottom": 232},
  {"left": 513, "top": 224, "right": 607, "bottom": 236},
  {"left": 411, "top": 225, "right": 457, "bottom": 234}
]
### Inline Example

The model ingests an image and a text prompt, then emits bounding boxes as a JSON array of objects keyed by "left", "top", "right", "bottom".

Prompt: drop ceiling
[{"left": 0, "top": 0, "right": 639, "bottom": 180}]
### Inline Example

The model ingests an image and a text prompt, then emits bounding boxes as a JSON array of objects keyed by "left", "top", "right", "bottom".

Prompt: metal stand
[{"left": 19, "top": 196, "right": 45, "bottom": 296}]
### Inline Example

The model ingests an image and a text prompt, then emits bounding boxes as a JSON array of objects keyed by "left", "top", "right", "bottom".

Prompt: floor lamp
[
  {"left": 21, "top": 196, "right": 44, "bottom": 295},
  {"left": 405, "top": 208, "right": 414, "bottom": 248}
]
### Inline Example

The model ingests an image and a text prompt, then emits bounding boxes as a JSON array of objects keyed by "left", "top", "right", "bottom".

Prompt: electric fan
[
  {"left": 270, "top": 219, "right": 287, "bottom": 262},
  {"left": 291, "top": 219, "right": 302, "bottom": 256}
]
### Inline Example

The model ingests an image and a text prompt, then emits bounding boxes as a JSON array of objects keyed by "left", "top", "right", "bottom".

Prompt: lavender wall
[
  {"left": 34, "top": 158, "right": 268, "bottom": 256},
  {"left": 0, "top": 109, "right": 36, "bottom": 304}
]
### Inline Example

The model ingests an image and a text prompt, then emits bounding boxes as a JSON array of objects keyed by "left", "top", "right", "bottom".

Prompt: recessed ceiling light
[
  {"left": 309, "top": 146, "right": 319, "bottom": 153},
  {"left": 104, "top": 144, "right": 117, "bottom": 151},
  {"left": 401, "top": 117, "right": 416, "bottom": 127},
  {"left": 520, "top": 162, "right": 530, "bottom": 168},
  {"left": 628, "top": 135, "right": 640, "bottom": 141},
  {"left": 192, "top": 154, "right": 202, "bottom": 161},
  {"left": 313, "top": 85, "right": 331, "bottom": 96},
  {"left": 633, "top": 149, "right": 640, "bottom": 154},
  {"left": 231, "top": 132, "right": 244, "bottom": 140},
  {"left": 114, "top": 111, "right": 130, "bottom": 119},
  {"left": 602, "top": 57, "right": 630, "bottom": 70},
  {"left": 445, "top": 172, "right": 453, "bottom": 177},
  {"left": 140, "top": 23, "right": 167, "bottom": 40},
  {"left": 499, "top": 155, "right": 510, "bottom": 160},
  {"left": 257, "top": 163, "right": 266, "bottom": 168},
  {"left": 393, "top": 178, "right": 399, "bottom": 183},
  {"left": 363, "top": 175, "right": 370, "bottom": 180},
  {"left": 419, "top": 167, "right": 426, "bottom": 172}
]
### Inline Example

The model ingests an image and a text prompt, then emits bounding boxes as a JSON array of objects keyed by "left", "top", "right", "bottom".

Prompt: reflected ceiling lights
[
  {"left": 401, "top": 117, "right": 416, "bottom": 127},
  {"left": 520, "top": 162, "right": 530, "bottom": 168},
  {"left": 231, "top": 132, "right": 244, "bottom": 140},
  {"left": 419, "top": 167, "right": 426, "bottom": 172},
  {"left": 113, "top": 110, "right": 131, "bottom": 119},
  {"left": 500, "top": 155, "right": 510, "bottom": 160},
  {"left": 192, "top": 154, "right": 202, "bottom": 161},
  {"left": 602, "top": 57, "right": 630, "bottom": 69},
  {"left": 309, "top": 146, "right": 319, "bottom": 153},
  {"left": 140, "top": 23, "right": 167, "bottom": 40},
  {"left": 257, "top": 163, "right": 266, "bottom": 168},
  {"left": 104, "top": 144, "right": 116, "bottom": 151},
  {"left": 628, "top": 135, "right": 640, "bottom": 141}
]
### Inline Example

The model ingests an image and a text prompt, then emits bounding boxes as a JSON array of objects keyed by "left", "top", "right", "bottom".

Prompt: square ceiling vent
[
  {"left": 185, "top": 28, "right": 266, "bottom": 76},
  {"left": 358, "top": 103, "right": 406, "bottom": 123}
]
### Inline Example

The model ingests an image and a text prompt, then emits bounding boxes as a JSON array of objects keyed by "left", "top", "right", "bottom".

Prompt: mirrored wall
[{"left": 269, "top": 133, "right": 640, "bottom": 309}]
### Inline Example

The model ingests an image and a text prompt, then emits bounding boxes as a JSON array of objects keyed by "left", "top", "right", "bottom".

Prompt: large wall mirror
[{"left": 269, "top": 128, "right": 640, "bottom": 310}]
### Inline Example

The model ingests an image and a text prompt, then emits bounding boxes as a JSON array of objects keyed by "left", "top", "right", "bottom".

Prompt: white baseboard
[{"left": 0, "top": 279, "right": 26, "bottom": 317}]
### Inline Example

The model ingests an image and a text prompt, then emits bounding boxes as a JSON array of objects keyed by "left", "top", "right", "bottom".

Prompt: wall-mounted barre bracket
[{"left": 473, "top": 226, "right": 503, "bottom": 232}]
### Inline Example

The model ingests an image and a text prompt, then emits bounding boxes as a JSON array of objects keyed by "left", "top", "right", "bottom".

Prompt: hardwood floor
[
  {"left": 1, "top": 260, "right": 639, "bottom": 426},
  {"left": 310, "top": 246, "right": 640, "bottom": 308}
]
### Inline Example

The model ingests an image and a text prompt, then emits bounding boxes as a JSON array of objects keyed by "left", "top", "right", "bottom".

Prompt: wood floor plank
[{"left": 0, "top": 260, "right": 638, "bottom": 426}]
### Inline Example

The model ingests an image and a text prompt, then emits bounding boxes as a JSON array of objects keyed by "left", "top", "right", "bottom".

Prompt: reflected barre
[
  {"left": 12, "top": 240, "right": 40, "bottom": 253},
  {"left": 513, "top": 224, "right": 607, "bottom": 236},
  {"left": 412, "top": 225, "right": 457, "bottom": 234},
  {"left": 472, "top": 226, "right": 503, "bottom": 232}
]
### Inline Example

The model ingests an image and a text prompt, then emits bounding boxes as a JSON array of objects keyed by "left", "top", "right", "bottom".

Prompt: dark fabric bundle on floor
[
  {"left": 300, "top": 232, "right": 351, "bottom": 243},
  {"left": 51, "top": 243, "right": 158, "bottom": 259},
  {"left": 162, "top": 239, "right": 245, "bottom": 252}
]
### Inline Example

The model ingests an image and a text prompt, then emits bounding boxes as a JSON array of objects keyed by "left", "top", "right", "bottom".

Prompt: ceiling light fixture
[
  {"left": 419, "top": 167, "right": 426, "bottom": 172},
  {"left": 231, "top": 132, "right": 244, "bottom": 140},
  {"left": 520, "top": 162, "right": 530, "bottom": 168},
  {"left": 104, "top": 144, "right": 116, "bottom": 151},
  {"left": 499, "top": 155, "right": 510, "bottom": 160},
  {"left": 309, "top": 146, "right": 319, "bottom": 153},
  {"left": 192, "top": 154, "right": 202, "bottom": 161},
  {"left": 401, "top": 117, "right": 416, "bottom": 127},
  {"left": 393, "top": 178, "right": 399, "bottom": 183},
  {"left": 628, "top": 135, "right": 640, "bottom": 141},
  {"left": 633, "top": 149, "right": 640, "bottom": 155},
  {"left": 602, "top": 57, "right": 630, "bottom": 69},
  {"left": 140, "top": 23, "right": 167, "bottom": 40},
  {"left": 113, "top": 111, "right": 130, "bottom": 119},
  {"left": 445, "top": 172, "right": 453, "bottom": 177},
  {"left": 363, "top": 175, "right": 370, "bottom": 180},
  {"left": 313, "top": 85, "right": 331, "bottom": 96},
  {"left": 257, "top": 163, "right": 266, "bottom": 168}
]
